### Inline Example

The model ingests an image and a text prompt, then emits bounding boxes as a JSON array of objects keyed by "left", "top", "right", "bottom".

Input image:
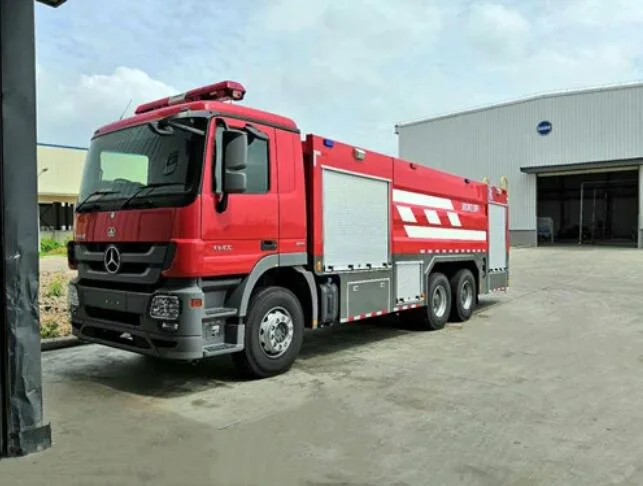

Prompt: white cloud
[
  {"left": 241, "top": 1, "right": 444, "bottom": 100},
  {"left": 516, "top": 45, "right": 640, "bottom": 93},
  {"left": 558, "top": 0, "right": 643, "bottom": 26},
  {"left": 466, "top": 3, "right": 531, "bottom": 59},
  {"left": 237, "top": 0, "right": 446, "bottom": 151},
  {"left": 34, "top": 0, "right": 643, "bottom": 155},
  {"left": 37, "top": 65, "right": 177, "bottom": 146}
]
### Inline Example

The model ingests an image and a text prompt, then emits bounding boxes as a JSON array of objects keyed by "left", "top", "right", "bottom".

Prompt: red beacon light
[{"left": 134, "top": 80, "right": 246, "bottom": 115}]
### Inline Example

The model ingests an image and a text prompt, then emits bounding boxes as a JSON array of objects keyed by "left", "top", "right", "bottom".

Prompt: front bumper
[{"left": 69, "top": 279, "right": 244, "bottom": 360}]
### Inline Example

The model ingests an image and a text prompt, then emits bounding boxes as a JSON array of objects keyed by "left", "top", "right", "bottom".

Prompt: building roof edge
[{"left": 396, "top": 80, "right": 643, "bottom": 130}]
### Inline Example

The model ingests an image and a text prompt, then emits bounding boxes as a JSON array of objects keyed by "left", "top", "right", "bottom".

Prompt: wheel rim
[
  {"left": 259, "top": 306, "right": 294, "bottom": 359},
  {"left": 432, "top": 286, "right": 448, "bottom": 318},
  {"left": 460, "top": 280, "right": 474, "bottom": 310}
]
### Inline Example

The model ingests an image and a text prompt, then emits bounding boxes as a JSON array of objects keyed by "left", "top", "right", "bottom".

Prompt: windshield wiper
[
  {"left": 119, "top": 182, "right": 186, "bottom": 209},
  {"left": 75, "top": 189, "right": 118, "bottom": 212}
]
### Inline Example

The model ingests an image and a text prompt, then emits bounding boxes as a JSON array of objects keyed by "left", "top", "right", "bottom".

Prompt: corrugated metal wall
[{"left": 396, "top": 84, "right": 643, "bottom": 232}]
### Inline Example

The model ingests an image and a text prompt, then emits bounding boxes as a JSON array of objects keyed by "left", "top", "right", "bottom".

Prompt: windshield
[{"left": 77, "top": 116, "right": 208, "bottom": 212}]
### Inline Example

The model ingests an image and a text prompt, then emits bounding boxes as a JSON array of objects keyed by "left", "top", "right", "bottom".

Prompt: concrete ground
[
  {"left": 39, "top": 255, "right": 69, "bottom": 273},
  {"left": 3, "top": 247, "right": 643, "bottom": 485}
]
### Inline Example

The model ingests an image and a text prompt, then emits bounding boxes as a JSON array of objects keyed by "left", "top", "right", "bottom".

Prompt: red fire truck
[{"left": 66, "top": 81, "right": 509, "bottom": 378}]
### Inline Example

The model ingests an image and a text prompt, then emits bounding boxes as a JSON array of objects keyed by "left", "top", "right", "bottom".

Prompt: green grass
[
  {"left": 46, "top": 277, "right": 65, "bottom": 298},
  {"left": 39, "top": 237, "right": 69, "bottom": 257},
  {"left": 40, "top": 319, "right": 62, "bottom": 339},
  {"left": 42, "top": 246, "right": 67, "bottom": 256}
]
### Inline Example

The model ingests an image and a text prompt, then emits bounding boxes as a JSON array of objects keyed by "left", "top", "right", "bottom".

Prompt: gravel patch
[{"left": 40, "top": 266, "right": 76, "bottom": 338}]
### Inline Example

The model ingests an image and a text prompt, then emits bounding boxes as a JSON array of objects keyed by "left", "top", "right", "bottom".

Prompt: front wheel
[{"left": 232, "top": 286, "right": 304, "bottom": 379}]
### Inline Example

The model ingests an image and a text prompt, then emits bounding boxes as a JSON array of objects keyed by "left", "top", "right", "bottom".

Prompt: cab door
[{"left": 201, "top": 122, "right": 279, "bottom": 276}]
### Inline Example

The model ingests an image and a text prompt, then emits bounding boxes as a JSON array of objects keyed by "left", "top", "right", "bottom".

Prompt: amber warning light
[{"left": 134, "top": 80, "right": 246, "bottom": 115}]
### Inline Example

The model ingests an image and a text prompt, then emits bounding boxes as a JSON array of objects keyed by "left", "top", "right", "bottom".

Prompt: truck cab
[{"left": 68, "top": 81, "right": 309, "bottom": 375}]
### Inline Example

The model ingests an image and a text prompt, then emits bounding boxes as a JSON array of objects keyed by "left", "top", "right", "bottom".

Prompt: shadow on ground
[
  {"left": 474, "top": 297, "right": 502, "bottom": 313},
  {"left": 55, "top": 298, "right": 501, "bottom": 399}
]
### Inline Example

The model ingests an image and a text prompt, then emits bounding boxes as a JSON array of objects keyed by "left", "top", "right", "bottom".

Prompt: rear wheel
[
  {"left": 232, "top": 286, "right": 304, "bottom": 379},
  {"left": 417, "top": 272, "right": 451, "bottom": 330},
  {"left": 449, "top": 269, "right": 476, "bottom": 322}
]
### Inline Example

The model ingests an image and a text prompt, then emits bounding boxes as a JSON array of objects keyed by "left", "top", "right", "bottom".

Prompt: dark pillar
[
  {"left": 559, "top": 176, "right": 565, "bottom": 234},
  {"left": 54, "top": 202, "right": 61, "bottom": 230},
  {"left": 0, "top": 0, "right": 52, "bottom": 458}
]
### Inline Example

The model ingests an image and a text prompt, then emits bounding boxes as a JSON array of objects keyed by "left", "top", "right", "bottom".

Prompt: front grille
[
  {"left": 83, "top": 242, "right": 155, "bottom": 254},
  {"left": 87, "top": 261, "right": 149, "bottom": 274},
  {"left": 75, "top": 242, "right": 173, "bottom": 286},
  {"left": 76, "top": 279, "right": 160, "bottom": 294}
]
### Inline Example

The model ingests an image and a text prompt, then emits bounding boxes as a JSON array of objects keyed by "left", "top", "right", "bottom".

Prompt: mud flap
[
  {"left": 488, "top": 270, "right": 509, "bottom": 292},
  {"left": 487, "top": 202, "right": 509, "bottom": 293}
]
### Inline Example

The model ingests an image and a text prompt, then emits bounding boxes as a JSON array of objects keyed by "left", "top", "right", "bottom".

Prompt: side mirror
[{"left": 222, "top": 129, "right": 248, "bottom": 194}]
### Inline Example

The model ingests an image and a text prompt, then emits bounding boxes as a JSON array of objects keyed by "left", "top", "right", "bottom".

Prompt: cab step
[
  {"left": 202, "top": 343, "right": 243, "bottom": 357},
  {"left": 204, "top": 307, "right": 238, "bottom": 318}
]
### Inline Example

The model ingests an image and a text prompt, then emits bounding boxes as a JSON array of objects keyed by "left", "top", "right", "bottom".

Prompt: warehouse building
[
  {"left": 396, "top": 82, "right": 643, "bottom": 248},
  {"left": 37, "top": 142, "right": 86, "bottom": 242}
]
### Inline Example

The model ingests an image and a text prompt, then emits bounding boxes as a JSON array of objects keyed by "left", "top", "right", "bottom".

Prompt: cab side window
[{"left": 245, "top": 137, "right": 269, "bottom": 193}]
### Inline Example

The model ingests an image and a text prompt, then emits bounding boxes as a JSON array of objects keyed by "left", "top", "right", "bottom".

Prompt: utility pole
[{"left": 0, "top": 0, "right": 67, "bottom": 459}]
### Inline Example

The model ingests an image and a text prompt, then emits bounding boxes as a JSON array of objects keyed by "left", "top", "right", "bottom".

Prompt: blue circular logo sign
[{"left": 537, "top": 120, "right": 552, "bottom": 135}]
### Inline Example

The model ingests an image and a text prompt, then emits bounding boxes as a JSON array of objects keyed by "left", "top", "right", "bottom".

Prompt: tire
[
  {"left": 232, "top": 286, "right": 304, "bottom": 379},
  {"left": 449, "top": 269, "right": 476, "bottom": 322},
  {"left": 418, "top": 272, "right": 451, "bottom": 330}
]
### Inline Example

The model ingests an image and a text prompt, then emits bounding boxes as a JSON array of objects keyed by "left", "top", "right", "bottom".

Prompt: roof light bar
[{"left": 134, "top": 80, "right": 246, "bottom": 115}]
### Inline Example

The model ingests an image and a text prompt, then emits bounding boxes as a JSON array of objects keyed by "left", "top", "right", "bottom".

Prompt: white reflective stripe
[
  {"left": 404, "top": 225, "right": 487, "bottom": 241},
  {"left": 396, "top": 205, "right": 417, "bottom": 223},
  {"left": 447, "top": 212, "right": 462, "bottom": 227},
  {"left": 392, "top": 189, "right": 454, "bottom": 210},
  {"left": 424, "top": 209, "right": 441, "bottom": 225}
]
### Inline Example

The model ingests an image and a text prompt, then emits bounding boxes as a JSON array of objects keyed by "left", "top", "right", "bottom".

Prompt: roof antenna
[{"left": 119, "top": 98, "right": 133, "bottom": 120}]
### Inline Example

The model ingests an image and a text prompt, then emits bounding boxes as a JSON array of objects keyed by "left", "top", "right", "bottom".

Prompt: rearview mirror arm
[
  {"left": 147, "top": 121, "right": 174, "bottom": 136},
  {"left": 244, "top": 123, "right": 268, "bottom": 141}
]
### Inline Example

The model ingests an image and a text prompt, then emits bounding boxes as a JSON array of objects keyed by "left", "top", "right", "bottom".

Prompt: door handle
[{"left": 261, "top": 240, "right": 278, "bottom": 251}]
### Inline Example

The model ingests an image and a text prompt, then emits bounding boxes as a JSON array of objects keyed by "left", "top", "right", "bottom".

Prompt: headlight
[
  {"left": 149, "top": 295, "right": 180, "bottom": 320},
  {"left": 68, "top": 284, "right": 79, "bottom": 308}
]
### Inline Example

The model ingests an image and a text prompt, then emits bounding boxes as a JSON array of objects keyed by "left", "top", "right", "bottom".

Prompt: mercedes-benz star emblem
[
  {"left": 107, "top": 227, "right": 116, "bottom": 238},
  {"left": 104, "top": 245, "right": 121, "bottom": 274}
]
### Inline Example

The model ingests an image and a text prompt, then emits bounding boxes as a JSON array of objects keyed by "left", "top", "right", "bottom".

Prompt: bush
[
  {"left": 40, "top": 238, "right": 62, "bottom": 253},
  {"left": 40, "top": 319, "right": 61, "bottom": 339},
  {"left": 45, "top": 245, "right": 67, "bottom": 256},
  {"left": 46, "top": 278, "right": 64, "bottom": 298}
]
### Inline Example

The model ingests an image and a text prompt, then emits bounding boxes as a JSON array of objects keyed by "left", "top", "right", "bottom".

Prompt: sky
[{"left": 35, "top": 0, "right": 643, "bottom": 156}]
